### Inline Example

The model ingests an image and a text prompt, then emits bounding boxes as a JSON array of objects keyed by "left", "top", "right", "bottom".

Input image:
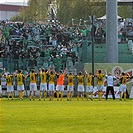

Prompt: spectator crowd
[{"left": 0, "top": 18, "right": 132, "bottom": 71}]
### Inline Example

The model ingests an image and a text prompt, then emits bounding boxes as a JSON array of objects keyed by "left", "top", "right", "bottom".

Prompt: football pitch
[{"left": 0, "top": 98, "right": 132, "bottom": 133}]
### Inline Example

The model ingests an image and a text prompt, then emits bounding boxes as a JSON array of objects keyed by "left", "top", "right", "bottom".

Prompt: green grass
[{"left": 0, "top": 98, "right": 132, "bottom": 133}]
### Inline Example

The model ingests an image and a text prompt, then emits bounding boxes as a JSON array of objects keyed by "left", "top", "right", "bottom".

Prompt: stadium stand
[{"left": 0, "top": 18, "right": 133, "bottom": 74}]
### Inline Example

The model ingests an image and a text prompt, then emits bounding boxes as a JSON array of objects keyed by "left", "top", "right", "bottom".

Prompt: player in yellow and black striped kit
[
  {"left": 75, "top": 69, "right": 85, "bottom": 101},
  {"left": 119, "top": 72, "right": 130, "bottom": 101},
  {"left": 84, "top": 68, "right": 95, "bottom": 101},
  {"left": 48, "top": 68, "right": 56, "bottom": 101},
  {"left": 95, "top": 69, "right": 105, "bottom": 101},
  {"left": 39, "top": 68, "right": 48, "bottom": 101},
  {"left": 15, "top": 69, "right": 25, "bottom": 100},
  {"left": 26, "top": 69, "right": 38, "bottom": 100},
  {"left": 4, "top": 73, "right": 14, "bottom": 100},
  {"left": 66, "top": 72, "right": 75, "bottom": 101}
]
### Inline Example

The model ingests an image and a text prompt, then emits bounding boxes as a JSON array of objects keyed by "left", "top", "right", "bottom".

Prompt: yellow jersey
[
  {"left": 67, "top": 75, "right": 74, "bottom": 86},
  {"left": 39, "top": 72, "right": 48, "bottom": 83},
  {"left": 120, "top": 75, "right": 129, "bottom": 85},
  {"left": 96, "top": 74, "right": 104, "bottom": 86},
  {"left": 16, "top": 74, "right": 25, "bottom": 85},
  {"left": 5, "top": 75, "right": 13, "bottom": 86},
  {"left": 86, "top": 75, "right": 94, "bottom": 86},
  {"left": 29, "top": 73, "right": 37, "bottom": 83},
  {"left": 76, "top": 75, "right": 84, "bottom": 85},
  {"left": 48, "top": 74, "right": 55, "bottom": 84}
]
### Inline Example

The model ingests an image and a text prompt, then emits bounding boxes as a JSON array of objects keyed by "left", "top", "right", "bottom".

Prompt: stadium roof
[
  {"left": 95, "top": 0, "right": 133, "bottom": 6},
  {"left": 117, "top": 0, "right": 133, "bottom": 2},
  {"left": 0, "top": 2, "right": 27, "bottom": 6}
]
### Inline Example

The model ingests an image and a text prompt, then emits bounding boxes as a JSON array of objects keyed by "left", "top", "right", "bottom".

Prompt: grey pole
[
  {"left": 91, "top": 16, "right": 94, "bottom": 86},
  {"left": 106, "top": 0, "right": 118, "bottom": 63}
]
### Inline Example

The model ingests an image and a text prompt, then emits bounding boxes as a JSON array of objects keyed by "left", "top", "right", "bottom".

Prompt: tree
[
  {"left": 10, "top": 0, "right": 132, "bottom": 23},
  {"left": 11, "top": 0, "right": 106, "bottom": 23},
  {"left": 56, "top": 0, "right": 106, "bottom": 24},
  {"left": 11, "top": 0, "right": 50, "bottom": 22},
  {"left": 118, "top": 6, "right": 132, "bottom": 19}
]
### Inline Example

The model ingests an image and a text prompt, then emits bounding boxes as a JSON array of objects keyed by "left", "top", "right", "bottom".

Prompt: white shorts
[
  {"left": 86, "top": 86, "right": 93, "bottom": 93},
  {"left": 77, "top": 85, "right": 84, "bottom": 92},
  {"left": 7, "top": 86, "right": 14, "bottom": 93},
  {"left": 119, "top": 84, "right": 126, "bottom": 93},
  {"left": 1, "top": 82, "right": 6, "bottom": 86},
  {"left": 40, "top": 83, "right": 47, "bottom": 91},
  {"left": 97, "top": 85, "right": 104, "bottom": 91},
  {"left": 17, "top": 85, "right": 25, "bottom": 91},
  {"left": 30, "top": 83, "right": 37, "bottom": 91},
  {"left": 0, "top": 85, "right": 2, "bottom": 93},
  {"left": 56, "top": 85, "right": 64, "bottom": 91},
  {"left": 67, "top": 86, "right": 74, "bottom": 92},
  {"left": 49, "top": 84, "right": 55, "bottom": 91}
]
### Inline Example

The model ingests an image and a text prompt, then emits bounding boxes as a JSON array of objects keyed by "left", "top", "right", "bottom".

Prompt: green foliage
[
  {"left": 118, "top": 6, "right": 132, "bottom": 18},
  {"left": 10, "top": 0, "right": 132, "bottom": 23},
  {"left": 0, "top": 98, "right": 132, "bottom": 133},
  {"left": 11, "top": 0, "right": 50, "bottom": 22},
  {"left": 57, "top": 0, "right": 106, "bottom": 24}
]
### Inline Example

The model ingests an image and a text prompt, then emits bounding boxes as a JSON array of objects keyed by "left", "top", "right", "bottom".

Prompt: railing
[{"left": 0, "top": 56, "right": 67, "bottom": 73}]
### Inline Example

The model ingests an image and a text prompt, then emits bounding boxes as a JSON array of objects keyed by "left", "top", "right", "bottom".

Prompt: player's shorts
[
  {"left": 49, "top": 84, "right": 55, "bottom": 91},
  {"left": 119, "top": 84, "right": 126, "bottom": 92},
  {"left": 67, "top": 86, "right": 74, "bottom": 92},
  {"left": 1, "top": 82, "right": 6, "bottom": 86},
  {"left": 97, "top": 85, "right": 104, "bottom": 91},
  {"left": 7, "top": 86, "right": 14, "bottom": 92},
  {"left": 56, "top": 85, "right": 64, "bottom": 91},
  {"left": 0, "top": 85, "right": 2, "bottom": 93},
  {"left": 86, "top": 86, "right": 93, "bottom": 93},
  {"left": 77, "top": 85, "right": 84, "bottom": 92},
  {"left": 40, "top": 83, "right": 47, "bottom": 91},
  {"left": 17, "top": 85, "right": 25, "bottom": 91},
  {"left": 30, "top": 83, "right": 37, "bottom": 91}
]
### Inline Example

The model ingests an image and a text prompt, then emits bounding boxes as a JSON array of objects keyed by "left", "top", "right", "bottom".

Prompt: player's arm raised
[
  {"left": 83, "top": 68, "right": 88, "bottom": 76},
  {"left": 74, "top": 68, "right": 77, "bottom": 76}
]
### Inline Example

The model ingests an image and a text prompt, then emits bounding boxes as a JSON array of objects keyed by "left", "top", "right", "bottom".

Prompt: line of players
[{"left": 0, "top": 67, "right": 131, "bottom": 101}]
